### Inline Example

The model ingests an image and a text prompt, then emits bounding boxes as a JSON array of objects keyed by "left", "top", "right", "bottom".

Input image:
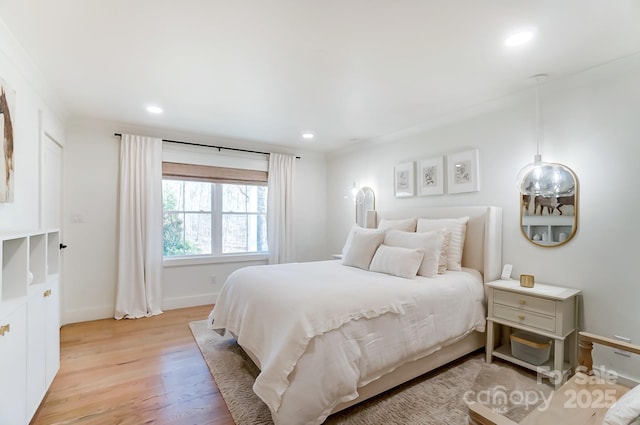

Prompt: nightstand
[{"left": 485, "top": 279, "right": 581, "bottom": 387}]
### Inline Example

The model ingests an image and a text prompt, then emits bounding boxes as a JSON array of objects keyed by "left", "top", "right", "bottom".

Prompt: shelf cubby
[
  {"left": 2, "top": 237, "right": 29, "bottom": 301},
  {"left": 46, "top": 231, "right": 60, "bottom": 276},
  {"left": 29, "top": 234, "right": 47, "bottom": 285}
]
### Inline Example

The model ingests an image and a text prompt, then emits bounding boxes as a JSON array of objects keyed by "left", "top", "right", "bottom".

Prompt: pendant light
[{"left": 516, "top": 75, "right": 575, "bottom": 197}]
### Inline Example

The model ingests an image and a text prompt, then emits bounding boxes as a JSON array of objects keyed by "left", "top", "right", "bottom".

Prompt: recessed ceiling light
[
  {"left": 504, "top": 30, "right": 535, "bottom": 47},
  {"left": 302, "top": 132, "right": 314, "bottom": 140},
  {"left": 146, "top": 105, "right": 163, "bottom": 114}
]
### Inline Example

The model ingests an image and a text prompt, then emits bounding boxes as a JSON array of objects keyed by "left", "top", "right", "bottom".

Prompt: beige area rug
[{"left": 189, "top": 320, "right": 553, "bottom": 425}]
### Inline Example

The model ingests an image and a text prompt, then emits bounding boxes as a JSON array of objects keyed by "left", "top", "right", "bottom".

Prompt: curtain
[
  {"left": 267, "top": 153, "right": 295, "bottom": 264},
  {"left": 115, "top": 134, "right": 163, "bottom": 319}
]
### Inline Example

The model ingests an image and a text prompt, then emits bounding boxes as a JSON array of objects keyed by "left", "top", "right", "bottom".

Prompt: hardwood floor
[{"left": 32, "top": 305, "right": 235, "bottom": 425}]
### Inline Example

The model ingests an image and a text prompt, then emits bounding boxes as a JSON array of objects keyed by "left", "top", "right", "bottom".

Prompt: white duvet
[{"left": 208, "top": 260, "right": 486, "bottom": 425}]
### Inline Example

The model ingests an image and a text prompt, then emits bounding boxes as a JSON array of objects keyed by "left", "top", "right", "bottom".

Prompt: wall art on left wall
[{"left": 0, "top": 77, "right": 15, "bottom": 203}]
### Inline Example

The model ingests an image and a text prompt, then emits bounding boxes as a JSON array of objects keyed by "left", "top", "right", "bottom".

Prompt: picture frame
[
  {"left": 418, "top": 156, "right": 444, "bottom": 196},
  {"left": 394, "top": 162, "right": 414, "bottom": 197},
  {"left": 447, "top": 149, "right": 479, "bottom": 194}
]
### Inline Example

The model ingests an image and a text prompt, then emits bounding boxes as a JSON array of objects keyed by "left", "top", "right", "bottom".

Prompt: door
[
  {"left": 40, "top": 132, "right": 63, "bottom": 390},
  {"left": 41, "top": 133, "right": 62, "bottom": 229}
]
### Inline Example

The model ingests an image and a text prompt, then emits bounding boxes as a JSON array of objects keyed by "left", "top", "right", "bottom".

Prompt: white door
[
  {"left": 41, "top": 133, "right": 62, "bottom": 229},
  {"left": 40, "top": 133, "right": 62, "bottom": 387}
]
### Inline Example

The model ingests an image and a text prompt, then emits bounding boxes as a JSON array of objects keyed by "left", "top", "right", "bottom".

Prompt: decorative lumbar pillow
[
  {"left": 377, "top": 217, "right": 417, "bottom": 233},
  {"left": 383, "top": 229, "right": 445, "bottom": 278},
  {"left": 416, "top": 217, "right": 469, "bottom": 271},
  {"left": 603, "top": 384, "right": 640, "bottom": 425},
  {"left": 369, "top": 244, "right": 424, "bottom": 279},
  {"left": 341, "top": 229, "right": 385, "bottom": 270}
]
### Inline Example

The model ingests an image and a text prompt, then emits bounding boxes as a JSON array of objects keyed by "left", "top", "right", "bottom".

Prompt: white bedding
[{"left": 208, "top": 260, "right": 486, "bottom": 425}]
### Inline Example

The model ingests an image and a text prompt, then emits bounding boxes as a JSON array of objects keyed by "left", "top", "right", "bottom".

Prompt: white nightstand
[{"left": 485, "top": 279, "right": 581, "bottom": 387}]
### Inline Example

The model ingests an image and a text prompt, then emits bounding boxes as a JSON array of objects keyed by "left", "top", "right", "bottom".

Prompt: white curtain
[
  {"left": 115, "top": 134, "right": 163, "bottom": 319},
  {"left": 267, "top": 153, "right": 296, "bottom": 264}
]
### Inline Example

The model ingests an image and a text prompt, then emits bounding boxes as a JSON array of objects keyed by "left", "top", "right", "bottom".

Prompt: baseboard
[
  {"left": 162, "top": 293, "right": 218, "bottom": 310},
  {"left": 62, "top": 293, "right": 218, "bottom": 324},
  {"left": 592, "top": 365, "right": 640, "bottom": 388},
  {"left": 63, "top": 305, "right": 115, "bottom": 324}
]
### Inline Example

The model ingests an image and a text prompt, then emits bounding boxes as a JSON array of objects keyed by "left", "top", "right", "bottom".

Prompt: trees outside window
[{"left": 162, "top": 179, "right": 267, "bottom": 257}]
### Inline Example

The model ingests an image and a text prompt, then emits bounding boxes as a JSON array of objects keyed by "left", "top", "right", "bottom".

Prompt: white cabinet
[
  {"left": 0, "top": 303, "right": 28, "bottom": 425},
  {"left": 485, "top": 279, "right": 581, "bottom": 387},
  {"left": 0, "top": 230, "right": 61, "bottom": 424}
]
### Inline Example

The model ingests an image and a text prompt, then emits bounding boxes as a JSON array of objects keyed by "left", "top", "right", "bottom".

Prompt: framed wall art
[
  {"left": 447, "top": 149, "right": 479, "bottom": 194},
  {"left": 418, "top": 156, "right": 444, "bottom": 196},
  {"left": 394, "top": 162, "right": 414, "bottom": 197},
  {"left": 0, "top": 77, "right": 15, "bottom": 203}
]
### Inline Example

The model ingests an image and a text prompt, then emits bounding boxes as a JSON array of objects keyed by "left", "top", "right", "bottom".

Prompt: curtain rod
[{"left": 113, "top": 133, "right": 301, "bottom": 159}]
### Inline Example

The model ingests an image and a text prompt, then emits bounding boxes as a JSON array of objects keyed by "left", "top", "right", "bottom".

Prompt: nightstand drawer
[
  {"left": 493, "top": 304, "right": 556, "bottom": 333},
  {"left": 494, "top": 289, "right": 555, "bottom": 316}
]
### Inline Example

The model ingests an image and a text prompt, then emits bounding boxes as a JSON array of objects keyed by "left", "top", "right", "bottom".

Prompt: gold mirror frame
[{"left": 520, "top": 165, "right": 578, "bottom": 247}]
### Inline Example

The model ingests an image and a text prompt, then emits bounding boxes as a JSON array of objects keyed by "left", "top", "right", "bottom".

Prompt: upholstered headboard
[{"left": 375, "top": 206, "right": 502, "bottom": 283}]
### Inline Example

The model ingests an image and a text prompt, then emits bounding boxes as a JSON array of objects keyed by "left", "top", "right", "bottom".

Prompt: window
[{"left": 161, "top": 163, "right": 268, "bottom": 258}]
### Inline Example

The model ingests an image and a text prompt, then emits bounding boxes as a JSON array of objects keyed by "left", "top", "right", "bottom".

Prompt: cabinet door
[
  {"left": 0, "top": 304, "right": 28, "bottom": 425},
  {"left": 27, "top": 289, "right": 47, "bottom": 420}
]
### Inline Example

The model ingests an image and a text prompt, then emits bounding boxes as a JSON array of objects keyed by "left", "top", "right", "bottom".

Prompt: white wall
[
  {"left": 62, "top": 116, "right": 327, "bottom": 323},
  {"left": 0, "top": 21, "right": 66, "bottom": 233},
  {"left": 0, "top": 21, "right": 66, "bottom": 232},
  {"left": 326, "top": 56, "right": 640, "bottom": 381}
]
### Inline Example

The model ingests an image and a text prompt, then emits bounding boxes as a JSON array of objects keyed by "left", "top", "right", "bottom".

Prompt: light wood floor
[{"left": 32, "top": 305, "right": 235, "bottom": 425}]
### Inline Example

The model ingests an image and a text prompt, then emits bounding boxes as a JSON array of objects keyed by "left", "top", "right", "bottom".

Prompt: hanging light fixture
[{"left": 516, "top": 75, "right": 575, "bottom": 197}]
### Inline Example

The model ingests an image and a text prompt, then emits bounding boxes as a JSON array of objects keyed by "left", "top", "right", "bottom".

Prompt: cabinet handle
[
  {"left": 519, "top": 299, "right": 526, "bottom": 305},
  {"left": 518, "top": 314, "right": 525, "bottom": 320},
  {"left": 0, "top": 324, "right": 9, "bottom": 336},
  {"left": 43, "top": 289, "right": 52, "bottom": 297}
]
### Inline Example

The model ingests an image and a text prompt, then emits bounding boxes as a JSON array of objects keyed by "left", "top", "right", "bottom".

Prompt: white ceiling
[{"left": 1, "top": 1, "right": 639, "bottom": 152}]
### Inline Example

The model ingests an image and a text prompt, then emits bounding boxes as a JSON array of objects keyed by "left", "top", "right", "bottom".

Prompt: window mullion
[{"left": 213, "top": 184, "right": 222, "bottom": 255}]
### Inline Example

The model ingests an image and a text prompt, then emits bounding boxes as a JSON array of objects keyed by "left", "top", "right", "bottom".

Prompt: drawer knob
[
  {"left": 0, "top": 324, "right": 10, "bottom": 336},
  {"left": 518, "top": 314, "right": 525, "bottom": 320},
  {"left": 43, "top": 289, "right": 52, "bottom": 297},
  {"left": 519, "top": 299, "right": 526, "bottom": 305}
]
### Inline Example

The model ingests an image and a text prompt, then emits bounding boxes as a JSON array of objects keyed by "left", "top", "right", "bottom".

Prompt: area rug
[{"left": 189, "top": 320, "right": 552, "bottom": 424}]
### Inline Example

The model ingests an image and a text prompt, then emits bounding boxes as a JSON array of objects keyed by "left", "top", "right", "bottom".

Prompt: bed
[{"left": 209, "top": 206, "right": 502, "bottom": 425}]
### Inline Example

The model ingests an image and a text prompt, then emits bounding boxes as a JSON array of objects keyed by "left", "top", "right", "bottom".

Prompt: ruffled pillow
[{"left": 416, "top": 217, "right": 469, "bottom": 271}]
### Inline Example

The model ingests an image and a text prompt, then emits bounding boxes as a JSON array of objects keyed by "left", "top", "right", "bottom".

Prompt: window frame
[{"left": 161, "top": 162, "right": 269, "bottom": 266}]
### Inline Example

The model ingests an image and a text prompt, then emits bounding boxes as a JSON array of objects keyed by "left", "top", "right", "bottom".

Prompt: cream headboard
[{"left": 375, "top": 206, "right": 502, "bottom": 283}]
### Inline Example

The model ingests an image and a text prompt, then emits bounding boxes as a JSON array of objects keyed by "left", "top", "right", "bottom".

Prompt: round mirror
[
  {"left": 520, "top": 165, "right": 578, "bottom": 247},
  {"left": 355, "top": 187, "right": 375, "bottom": 228}
]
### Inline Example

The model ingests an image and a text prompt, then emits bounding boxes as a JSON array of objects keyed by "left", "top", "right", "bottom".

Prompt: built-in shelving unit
[{"left": 0, "top": 229, "right": 61, "bottom": 425}]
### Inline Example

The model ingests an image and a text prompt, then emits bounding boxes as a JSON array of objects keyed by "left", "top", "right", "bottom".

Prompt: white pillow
[
  {"left": 341, "top": 224, "right": 384, "bottom": 255},
  {"left": 438, "top": 231, "right": 451, "bottom": 274},
  {"left": 416, "top": 217, "right": 469, "bottom": 271},
  {"left": 377, "top": 217, "right": 417, "bottom": 232},
  {"left": 383, "top": 229, "right": 445, "bottom": 278},
  {"left": 341, "top": 229, "right": 385, "bottom": 270},
  {"left": 604, "top": 384, "right": 640, "bottom": 425},
  {"left": 369, "top": 245, "right": 424, "bottom": 279}
]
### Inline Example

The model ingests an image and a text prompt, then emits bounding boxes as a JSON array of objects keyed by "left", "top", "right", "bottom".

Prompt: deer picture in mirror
[{"left": 520, "top": 164, "right": 578, "bottom": 247}]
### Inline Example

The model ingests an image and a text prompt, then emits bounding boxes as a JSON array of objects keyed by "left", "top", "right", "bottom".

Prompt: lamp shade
[{"left": 516, "top": 154, "right": 575, "bottom": 197}]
